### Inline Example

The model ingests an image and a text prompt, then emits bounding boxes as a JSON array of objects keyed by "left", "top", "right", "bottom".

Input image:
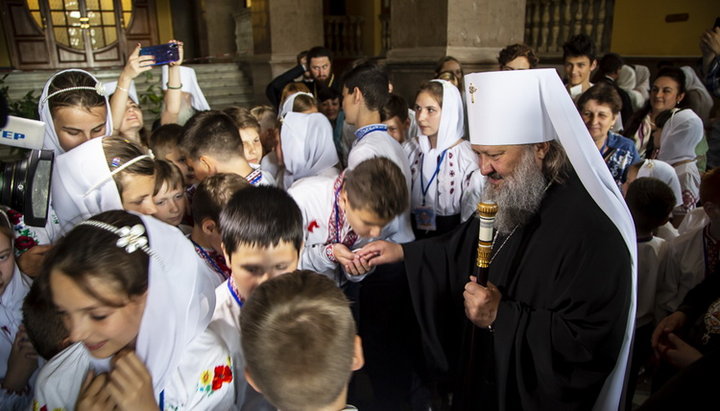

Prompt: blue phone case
[{"left": 139, "top": 43, "right": 179, "bottom": 66}]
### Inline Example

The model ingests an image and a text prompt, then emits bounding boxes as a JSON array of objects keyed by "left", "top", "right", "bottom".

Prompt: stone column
[
  {"left": 386, "top": 0, "right": 526, "bottom": 104},
  {"left": 239, "top": 0, "right": 324, "bottom": 105}
]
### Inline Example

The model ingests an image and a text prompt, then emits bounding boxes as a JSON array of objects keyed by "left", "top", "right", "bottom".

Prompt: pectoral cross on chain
[{"left": 469, "top": 83, "right": 477, "bottom": 103}]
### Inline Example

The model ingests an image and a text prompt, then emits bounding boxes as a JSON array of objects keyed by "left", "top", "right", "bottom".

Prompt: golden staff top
[{"left": 476, "top": 202, "right": 498, "bottom": 269}]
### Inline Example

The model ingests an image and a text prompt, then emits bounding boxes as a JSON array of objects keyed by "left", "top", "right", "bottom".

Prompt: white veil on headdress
[
  {"left": 38, "top": 69, "right": 113, "bottom": 156},
  {"left": 413, "top": 79, "right": 465, "bottom": 206},
  {"left": 281, "top": 112, "right": 339, "bottom": 189},
  {"left": 161, "top": 66, "right": 211, "bottom": 111},
  {"left": 636, "top": 159, "right": 683, "bottom": 207},
  {"left": 680, "top": 66, "right": 713, "bottom": 123},
  {"left": 0, "top": 264, "right": 31, "bottom": 378},
  {"left": 657, "top": 108, "right": 703, "bottom": 165},
  {"left": 464, "top": 68, "right": 637, "bottom": 411}
]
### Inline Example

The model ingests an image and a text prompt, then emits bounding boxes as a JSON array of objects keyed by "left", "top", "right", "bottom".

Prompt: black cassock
[{"left": 402, "top": 170, "right": 632, "bottom": 411}]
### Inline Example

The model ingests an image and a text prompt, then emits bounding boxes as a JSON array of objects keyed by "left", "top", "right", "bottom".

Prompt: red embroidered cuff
[{"left": 325, "top": 244, "right": 337, "bottom": 263}]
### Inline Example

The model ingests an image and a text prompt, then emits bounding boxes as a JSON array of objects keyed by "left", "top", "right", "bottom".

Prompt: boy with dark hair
[
  {"left": 342, "top": 62, "right": 412, "bottom": 209},
  {"left": 190, "top": 173, "right": 250, "bottom": 287},
  {"left": 210, "top": 185, "right": 304, "bottom": 410},
  {"left": 624, "top": 176, "right": 676, "bottom": 408},
  {"left": 595, "top": 53, "right": 634, "bottom": 131},
  {"left": 498, "top": 43, "right": 540, "bottom": 70},
  {"left": 563, "top": 33, "right": 598, "bottom": 100},
  {"left": 381, "top": 93, "right": 411, "bottom": 143},
  {"left": 149, "top": 123, "right": 196, "bottom": 185},
  {"left": 179, "top": 110, "right": 274, "bottom": 186},
  {"left": 288, "top": 157, "right": 410, "bottom": 284},
  {"left": 241, "top": 270, "right": 364, "bottom": 411}
]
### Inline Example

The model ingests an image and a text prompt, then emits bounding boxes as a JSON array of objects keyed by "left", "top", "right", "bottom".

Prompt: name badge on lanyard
[{"left": 412, "top": 149, "right": 447, "bottom": 231}]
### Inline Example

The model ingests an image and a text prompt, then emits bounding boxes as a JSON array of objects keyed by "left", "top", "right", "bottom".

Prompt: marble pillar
[
  {"left": 240, "top": 0, "right": 324, "bottom": 105},
  {"left": 386, "top": 0, "right": 526, "bottom": 104}
]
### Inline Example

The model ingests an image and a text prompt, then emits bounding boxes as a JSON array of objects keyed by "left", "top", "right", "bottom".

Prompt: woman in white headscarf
[
  {"left": 280, "top": 112, "right": 339, "bottom": 190},
  {"left": 617, "top": 65, "right": 645, "bottom": 111},
  {"left": 680, "top": 66, "right": 714, "bottom": 126},
  {"left": 406, "top": 79, "right": 479, "bottom": 238},
  {"left": 656, "top": 108, "right": 704, "bottom": 220},
  {"left": 38, "top": 69, "right": 113, "bottom": 157},
  {"left": 32, "top": 210, "right": 231, "bottom": 410}
]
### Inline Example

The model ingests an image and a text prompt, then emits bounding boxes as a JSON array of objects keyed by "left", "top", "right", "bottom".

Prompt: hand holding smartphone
[{"left": 139, "top": 42, "right": 180, "bottom": 66}]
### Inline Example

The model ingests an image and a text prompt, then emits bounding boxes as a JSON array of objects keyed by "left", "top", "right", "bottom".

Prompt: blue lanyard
[
  {"left": 227, "top": 279, "right": 244, "bottom": 307},
  {"left": 419, "top": 149, "right": 448, "bottom": 205},
  {"left": 354, "top": 124, "right": 388, "bottom": 142},
  {"left": 159, "top": 390, "right": 164, "bottom": 410}
]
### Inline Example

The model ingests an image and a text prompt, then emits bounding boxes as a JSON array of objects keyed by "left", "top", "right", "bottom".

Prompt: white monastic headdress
[{"left": 464, "top": 68, "right": 637, "bottom": 411}]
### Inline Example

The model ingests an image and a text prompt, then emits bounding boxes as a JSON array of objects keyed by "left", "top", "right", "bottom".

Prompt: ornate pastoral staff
[{"left": 474, "top": 201, "right": 497, "bottom": 286}]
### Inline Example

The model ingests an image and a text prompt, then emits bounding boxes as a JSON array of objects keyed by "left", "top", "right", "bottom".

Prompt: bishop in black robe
[{"left": 402, "top": 169, "right": 632, "bottom": 410}]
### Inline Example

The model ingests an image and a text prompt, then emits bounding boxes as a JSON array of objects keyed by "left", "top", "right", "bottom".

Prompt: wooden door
[{"left": 1, "top": 0, "right": 159, "bottom": 69}]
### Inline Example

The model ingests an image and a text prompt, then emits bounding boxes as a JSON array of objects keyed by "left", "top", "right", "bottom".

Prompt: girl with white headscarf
[
  {"left": 0, "top": 209, "right": 36, "bottom": 410},
  {"left": 656, "top": 109, "right": 704, "bottom": 219},
  {"left": 52, "top": 137, "right": 157, "bottom": 233},
  {"left": 280, "top": 112, "right": 339, "bottom": 190},
  {"left": 38, "top": 69, "right": 113, "bottom": 157},
  {"left": 32, "top": 210, "right": 231, "bottom": 410},
  {"left": 406, "top": 79, "right": 479, "bottom": 238}
]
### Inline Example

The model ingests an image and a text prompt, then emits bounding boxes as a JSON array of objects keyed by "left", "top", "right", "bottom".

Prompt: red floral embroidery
[
  {"left": 15, "top": 235, "right": 38, "bottom": 252},
  {"left": 212, "top": 365, "right": 232, "bottom": 390},
  {"left": 6, "top": 209, "right": 22, "bottom": 225},
  {"left": 307, "top": 220, "right": 320, "bottom": 233}
]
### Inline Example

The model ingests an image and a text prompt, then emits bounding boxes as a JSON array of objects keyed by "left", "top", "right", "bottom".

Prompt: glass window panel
[
  {"left": 102, "top": 12, "right": 115, "bottom": 26},
  {"left": 86, "top": 0, "right": 100, "bottom": 10},
  {"left": 89, "top": 28, "right": 103, "bottom": 48},
  {"left": 48, "top": 0, "right": 64, "bottom": 10},
  {"left": 66, "top": 10, "right": 82, "bottom": 23},
  {"left": 51, "top": 11, "right": 66, "bottom": 26},
  {"left": 104, "top": 27, "right": 116, "bottom": 44},
  {"left": 31, "top": 11, "right": 43, "bottom": 28},
  {"left": 26, "top": 0, "right": 40, "bottom": 10},
  {"left": 67, "top": 27, "right": 84, "bottom": 49},
  {"left": 87, "top": 11, "right": 101, "bottom": 26},
  {"left": 121, "top": 0, "right": 132, "bottom": 12},
  {"left": 100, "top": 0, "right": 113, "bottom": 11},
  {"left": 123, "top": 12, "right": 132, "bottom": 27},
  {"left": 64, "top": 0, "right": 79, "bottom": 11},
  {"left": 53, "top": 27, "right": 68, "bottom": 45}
]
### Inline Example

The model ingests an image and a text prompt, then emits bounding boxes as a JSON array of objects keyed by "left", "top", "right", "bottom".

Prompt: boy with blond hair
[{"left": 241, "top": 270, "right": 364, "bottom": 411}]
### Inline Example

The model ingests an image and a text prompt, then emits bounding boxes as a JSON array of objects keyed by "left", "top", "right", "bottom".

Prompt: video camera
[{"left": 0, "top": 94, "right": 54, "bottom": 227}]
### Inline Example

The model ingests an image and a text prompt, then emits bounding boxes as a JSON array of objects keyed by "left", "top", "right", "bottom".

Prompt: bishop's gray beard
[{"left": 482, "top": 149, "right": 547, "bottom": 234}]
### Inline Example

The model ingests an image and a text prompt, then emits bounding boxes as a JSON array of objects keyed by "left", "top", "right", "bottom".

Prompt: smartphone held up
[{"left": 139, "top": 42, "right": 180, "bottom": 66}]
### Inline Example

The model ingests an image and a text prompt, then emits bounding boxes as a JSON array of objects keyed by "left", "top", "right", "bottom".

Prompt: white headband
[
  {"left": 75, "top": 219, "right": 158, "bottom": 262},
  {"left": 42, "top": 82, "right": 106, "bottom": 104},
  {"left": 83, "top": 151, "right": 155, "bottom": 197}
]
